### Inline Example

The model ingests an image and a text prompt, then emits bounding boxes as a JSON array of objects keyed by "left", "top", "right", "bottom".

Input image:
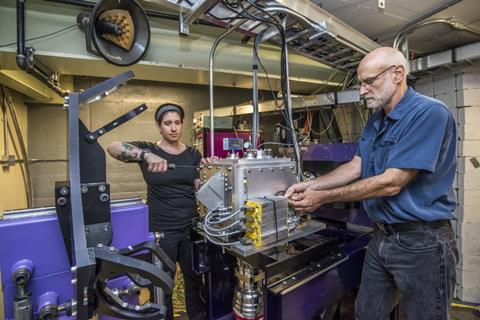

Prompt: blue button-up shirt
[{"left": 357, "top": 87, "right": 457, "bottom": 223}]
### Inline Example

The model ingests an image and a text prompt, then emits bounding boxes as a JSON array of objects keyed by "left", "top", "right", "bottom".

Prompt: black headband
[{"left": 155, "top": 105, "right": 182, "bottom": 122}]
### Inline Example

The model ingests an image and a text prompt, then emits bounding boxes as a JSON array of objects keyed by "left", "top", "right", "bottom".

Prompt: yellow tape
[{"left": 451, "top": 302, "right": 480, "bottom": 310}]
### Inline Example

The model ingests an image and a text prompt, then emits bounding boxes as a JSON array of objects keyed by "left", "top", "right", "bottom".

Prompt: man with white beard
[{"left": 286, "top": 47, "right": 458, "bottom": 320}]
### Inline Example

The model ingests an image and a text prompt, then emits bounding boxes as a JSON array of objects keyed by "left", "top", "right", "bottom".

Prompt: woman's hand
[
  {"left": 201, "top": 156, "right": 218, "bottom": 164},
  {"left": 144, "top": 152, "right": 168, "bottom": 173}
]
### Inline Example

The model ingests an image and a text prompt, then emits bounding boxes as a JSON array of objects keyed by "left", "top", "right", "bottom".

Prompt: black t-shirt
[{"left": 129, "top": 141, "right": 202, "bottom": 231}]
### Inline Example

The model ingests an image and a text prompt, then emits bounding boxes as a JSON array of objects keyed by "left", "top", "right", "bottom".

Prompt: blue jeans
[{"left": 355, "top": 223, "right": 458, "bottom": 320}]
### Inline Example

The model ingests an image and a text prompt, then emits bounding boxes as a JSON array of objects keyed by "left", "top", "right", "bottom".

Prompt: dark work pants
[
  {"left": 355, "top": 223, "right": 458, "bottom": 320},
  {"left": 159, "top": 228, "right": 206, "bottom": 320}
]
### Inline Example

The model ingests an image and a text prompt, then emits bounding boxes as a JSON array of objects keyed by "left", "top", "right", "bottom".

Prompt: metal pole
[
  {"left": 252, "top": 31, "right": 266, "bottom": 150},
  {"left": 281, "top": 18, "right": 303, "bottom": 181},
  {"left": 208, "top": 19, "right": 246, "bottom": 157},
  {"left": 2, "top": 90, "right": 8, "bottom": 158}
]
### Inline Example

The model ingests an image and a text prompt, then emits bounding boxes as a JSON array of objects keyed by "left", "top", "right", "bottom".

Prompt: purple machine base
[
  {"left": 0, "top": 200, "right": 151, "bottom": 320},
  {"left": 203, "top": 142, "right": 373, "bottom": 320}
]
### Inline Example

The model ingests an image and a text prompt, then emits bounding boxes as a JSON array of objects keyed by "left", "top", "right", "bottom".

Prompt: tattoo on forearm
[
  {"left": 116, "top": 143, "right": 140, "bottom": 162},
  {"left": 122, "top": 143, "right": 134, "bottom": 150}
]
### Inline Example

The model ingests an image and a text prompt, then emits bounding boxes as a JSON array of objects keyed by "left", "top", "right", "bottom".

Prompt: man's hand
[
  {"left": 144, "top": 152, "right": 168, "bottom": 173},
  {"left": 285, "top": 181, "right": 312, "bottom": 198},
  {"left": 288, "top": 188, "right": 329, "bottom": 213}
]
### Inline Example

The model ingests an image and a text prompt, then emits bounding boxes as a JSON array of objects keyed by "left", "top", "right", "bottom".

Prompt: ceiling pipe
[
  {"left": 393, "top": 18, "right": 480, "bottom": 49},
  {"left": 391, "top": 0, "right": 462, "bottom": 59},
  {"left": 395, "top": 0, "right": 463, "bottom": 37},
  {"left": 16, "top": 0, "right": 66, "bottom": 96}
]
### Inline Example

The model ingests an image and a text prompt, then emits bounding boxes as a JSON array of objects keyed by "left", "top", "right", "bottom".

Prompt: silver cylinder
[
  {"left": 13, "top": 295, "right": 32, "bottom": 320},
  {"left": 233, "top": 261, "right": 264, "bottom": 320}
]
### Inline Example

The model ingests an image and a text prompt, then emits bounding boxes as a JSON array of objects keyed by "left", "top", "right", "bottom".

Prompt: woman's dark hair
[{"left": 154, "top": 103, "right": 185, "bottom": 124}]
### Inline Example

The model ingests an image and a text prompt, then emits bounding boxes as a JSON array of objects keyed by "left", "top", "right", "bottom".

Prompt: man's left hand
[{"left": 288, "top": 188, "right": 329, "bottom": 212}]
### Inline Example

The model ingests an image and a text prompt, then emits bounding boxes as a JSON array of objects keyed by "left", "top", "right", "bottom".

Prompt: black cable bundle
[{"left": 221, "top": 0, "right": 303, "bottom": 178}]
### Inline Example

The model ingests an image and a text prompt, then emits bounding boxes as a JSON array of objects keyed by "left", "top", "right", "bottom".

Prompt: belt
[{"left": 374, "top": 220, "right": 450, "bottom": 235}]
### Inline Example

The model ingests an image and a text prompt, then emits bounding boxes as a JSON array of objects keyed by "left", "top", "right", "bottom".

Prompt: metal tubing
[
  {"left": 394, "top": 18, "right": 480, "bottom": 49},
  {"left": 12, "top": 259, "right": 34, "bottom": 320},
  {"left": 15, "top": 0, "right": 66, "bottom": 96},
  {"left": 252, "top": 31, "right": 265, "bottom": 150},
  {"left": 208, "top": 19, "right": 246, "bottom": 157},
  {"left": 2, "top": 90, "right": 8, "bottom": 158},
  {"left": 16, "top": 0, "right": 27, "bottom": 71},
  {"left": 394, "top": 0, "right": 462, "bottom": 40},
  {"left": 281, "top": 18, "right": 302, "bottom": 180},
  {"left": 3, "top": 86, "right": 33, "bottom": 207}
]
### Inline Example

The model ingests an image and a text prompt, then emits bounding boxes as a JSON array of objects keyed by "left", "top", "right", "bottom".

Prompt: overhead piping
[
  {"left": 16, "top": 0, "right": 66, "bottom": 97},
  {"left": 251, "top": 30, "right": 266, "bottom": 150},
  {"left": 391, "top": 0, "right": 463, "bottom": 57},
  {"left": 208, "top": 19, "right": 246, "bottom": 157},
  {"left": 394, "top": 0, "right": 463, "bottom": 38},
  {"left": 393, "top": 18, "right": 480, "bottom": 49}
]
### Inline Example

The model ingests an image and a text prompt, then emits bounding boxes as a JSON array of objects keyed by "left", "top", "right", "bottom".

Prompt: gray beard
[{"left": 367, "top": 90, "right": 395, "bottom": 110}]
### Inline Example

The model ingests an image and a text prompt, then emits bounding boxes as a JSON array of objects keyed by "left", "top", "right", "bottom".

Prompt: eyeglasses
[{"left": 359, "top": 65, "right": 397, "bottom": 88}]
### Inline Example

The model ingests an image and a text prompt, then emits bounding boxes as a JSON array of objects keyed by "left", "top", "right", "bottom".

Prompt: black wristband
[{"left": 140, "top": 149, "right": 150, "bottom": 161}]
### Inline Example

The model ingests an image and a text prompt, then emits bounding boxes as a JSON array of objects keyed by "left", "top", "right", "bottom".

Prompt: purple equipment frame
[{"left": 0, "top": 200, "right": 150, "bottom": 320}]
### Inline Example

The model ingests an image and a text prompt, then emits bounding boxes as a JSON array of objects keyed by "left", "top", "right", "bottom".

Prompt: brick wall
[{"left": 415, "top": 65, "right": 480, "bottom": 303}]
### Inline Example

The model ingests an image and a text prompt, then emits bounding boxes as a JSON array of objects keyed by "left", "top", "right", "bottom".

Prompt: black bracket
[
  {"left": 94, "top": 245, "right": 174, "bottom": 319},
  {"left": 54, "top": 72, "right": 173, "bottom": 319},
  {"left": 85, "top": 104, "right": 147, "bottom": 143}
]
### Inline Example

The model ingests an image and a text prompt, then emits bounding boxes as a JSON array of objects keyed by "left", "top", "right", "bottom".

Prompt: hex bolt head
[
  {"left": 81, "top": 185, "right": 88, "bottom": 194},
  {"left": 57, "top": 197, "right": 67, "bottom": 206},
  {"left": 59, "top": 187, "right": 69, "bottom": 196},
  {"left": 98, "top": 184, "right": 106, "bottom": 192},
  {"left": 71, "top": 279, "right": 77, "bottom": 286},
  {"left": 100, "top": 193, "right": 110, "bottom": 202}
]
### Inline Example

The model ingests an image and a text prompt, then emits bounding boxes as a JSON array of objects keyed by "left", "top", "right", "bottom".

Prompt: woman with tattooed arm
[{"left": 106, "top": 103, "right": 206, "bottom": 320}]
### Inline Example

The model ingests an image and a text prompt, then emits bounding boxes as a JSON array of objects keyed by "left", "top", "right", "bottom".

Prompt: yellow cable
[{"left": 451, "top": 302, "right": 480, "bottom": 311}]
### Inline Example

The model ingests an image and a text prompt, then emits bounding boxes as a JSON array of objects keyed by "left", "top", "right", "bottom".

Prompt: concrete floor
[
  {"left": 171, "top": 266, "right": 480, "bottom": 320},
  {"left": 337, "top": 293, "right": 480, "bottom": 320},
  {"left": 451, "top": 306, "right": 480, "bottom": 320}
]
